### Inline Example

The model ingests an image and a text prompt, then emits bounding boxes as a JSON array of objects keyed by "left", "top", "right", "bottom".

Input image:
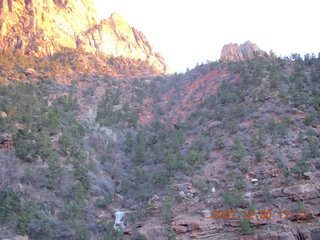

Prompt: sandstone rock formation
[
  {"left": 220, "top": 41, "right": 265, "bottom": 62},
  {"left": 0, "top": 0, "right": 168, "bottom": 73}
]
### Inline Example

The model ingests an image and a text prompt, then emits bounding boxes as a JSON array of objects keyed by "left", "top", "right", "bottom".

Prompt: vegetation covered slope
[{"left": 0, "top": 52, "right": 320, "bottom": 240}]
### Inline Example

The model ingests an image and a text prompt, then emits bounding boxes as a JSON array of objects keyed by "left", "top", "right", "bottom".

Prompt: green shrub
[
  {"left": 120, "top": 178, "right": 133, "bottom": 194},
  {"left": 73, "top": 182, "right": 87, "bottom": 202},
  {"left": 0, "top": 188, "right": 20, "bottom": 220},
  {"left": 133, "top": 144, "right": 147, "bottom": 164},
  {"left": 21, "top": 168, "right": 32, "bottom": 185},
  {"left": 94, "top": 193, "right": 113, "bottom": 209},
  {"left": 17, "top": 209, "right": 29, "bottom": 234},
  {"left": 162, "top": 197, "right": 173, "bottom": 224},
  {"left": 223, "top": 189, "right": 242, "bottom": 208},
  {"left": 214, "top": 136, "right": 224, "bottom": 149},
  {"left": 185, "top": 150, "right": 204, "bottom": 166},
  {"left": 194, "top": 180, "right": 212, "bottom": 196},
  {"left": 28, "top": 213, "right": 53, "bottom": 240},
  {"left": 124, "top": 132, "right": 135, "bottom": 154},
  {"left": 102, "top": 220, "right": 124, "bottom": 240},
  {"left": 74, "top": 165, "right": 91, "bottom": 192},
  {"left": 254, "top": 150, "right": 265, "bottom": 162},
  {"left": 238, "top": 218, "right": 255, "bottom": 235},
  {"left": 164, "top": 226, "right": 177, "bottom": 240},
  {"left": 262, "top": 186, "right": 273, "bottom": 203},
  {"left": 151, "top": 171, "right": 171, "bottom": 188},
  {"left": 165, "top": 153, "right": 186, "bottom": 173},
  {"left": 294, "top": 200, "right": 305, "bottom": 211},
  {"left": 292, "top": 159, "right": 309, "bottom": 176},
  {"left": 307, "top": 140, "right": 320, "bottom": 158},
  {"left": 44, "top": 153, "right": 64, "bottom": 189},
  {"left": 16, "top": 200, "right": 37, "bottom": 235},
  {"left": 227, "top": 121, "right": 239, "bottom": 134},
  {"left": 229, "top": 171, "right": 245, "bottom": 190},
  {"left": 63, "top": 200, "right": 82, "bottom": 219},
  {"left": 231, "top": 137, "right": 246, "bottom": 163},
  {"left": 75, "top": 225, "right": 91, "bottom": 240}
]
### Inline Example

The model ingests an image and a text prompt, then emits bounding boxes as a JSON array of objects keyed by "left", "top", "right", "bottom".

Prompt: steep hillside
[
  {"left": 144, "top": 53, "right": 320, "bottom": 239},
  {"left": 0, "top": 5, "right": 320, "bottom": 238},
  {"left": 1, "top": 47, "right": 320, "bottom": 240},
  {"left": 0, "top": 1, "right": 168, "bottom": 73}
]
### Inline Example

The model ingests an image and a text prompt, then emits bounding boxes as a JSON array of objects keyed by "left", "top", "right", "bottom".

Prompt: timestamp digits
[{"left": 211, "top": 210, "right": 308, "bottom": 220}]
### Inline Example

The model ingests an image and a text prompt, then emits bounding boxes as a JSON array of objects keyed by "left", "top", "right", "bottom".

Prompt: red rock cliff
[{"left": 0, "top": 0, "right": 169, "bottom": 73}]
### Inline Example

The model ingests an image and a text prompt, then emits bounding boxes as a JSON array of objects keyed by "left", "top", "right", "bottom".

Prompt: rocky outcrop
[
  {"left": 220, "top": 41, "right": 266, "bottom": 62},
  {"left": 0, "top": 1, "right": 168, "bottom": 73},
  {"left": 81, "top": 13, "right": 169, "bottom": 73}
]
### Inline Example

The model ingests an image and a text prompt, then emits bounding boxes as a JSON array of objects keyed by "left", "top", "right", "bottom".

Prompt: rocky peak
[
  {"left": 0, "top": 1, "right": 168, "bottom": 73},
  {"left": 110, "top": 12, "right": 126, "bottom": 22},
  {"left": 220, "top": 41, "right": 265, "bottom": 62}
]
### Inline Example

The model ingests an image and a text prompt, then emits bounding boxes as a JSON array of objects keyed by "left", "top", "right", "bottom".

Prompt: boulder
[
  {"left": 244, "top": 192, "right": 252, "bottom": 198},
  {"left": 207, "top": 121, "right": 222, "bottom": 129},
  {"left": 0, "top": 111, "right": 7, "bottom": 118},
  {"left": 303, "top": 172, "right": 316, "bottom": 180},
  {"left": 23, "top": 68, "right": 36, "bottom": 76},
  {"left": 251, "top": 178, "right": 258, "bottom": 185},
  {"left": 200, "top": 210, "right": 212, "bottom": 218},
  {"left": 178, "top": 191, "right": 187, "bottom": 199}
]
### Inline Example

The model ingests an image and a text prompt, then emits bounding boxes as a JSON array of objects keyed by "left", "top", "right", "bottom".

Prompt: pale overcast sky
[{"left": 94, "top": 0, "right": 320, "bottom": 73}]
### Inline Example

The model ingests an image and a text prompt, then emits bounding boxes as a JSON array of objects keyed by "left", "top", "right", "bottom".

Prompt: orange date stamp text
[{"left": 211, "top": 210, "right": 308, "bottom": 220}]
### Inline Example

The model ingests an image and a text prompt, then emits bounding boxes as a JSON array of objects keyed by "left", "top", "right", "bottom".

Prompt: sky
[{"left": 93, "top": 0, "right": 320, "bottom": 73}]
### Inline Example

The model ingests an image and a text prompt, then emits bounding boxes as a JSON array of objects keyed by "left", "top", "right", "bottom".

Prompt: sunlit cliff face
[{"left": 0, "top": 0, "right": 169, "bottom": 73}]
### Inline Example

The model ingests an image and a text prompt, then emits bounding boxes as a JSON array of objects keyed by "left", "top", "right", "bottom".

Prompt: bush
[
  {"left": 194, "top": 180, "right": 212, "bottom": 196},
  {"left": 262, "top": 186, "right": 273, "bottom": 203},
  {"left": 307, "top": 140, "right": 320, "bottom": 158},
  {"left": 74, "top": 165, "right": 91, "bottom": 192},
  {"left": 94, "top": 193, "right": 113, "bottom": 209},
  {"left": 133, "top": 144, "right": 147, "bottom": 165},
  {"left": 292, "top": 159, "right": 309, "bottom": 176},
  {"left": 75, "top": 225, "right": 91, "bottom": 240},
  {"left": 73, "top": 182, "right": 87, "bottom": 202},
  {"left": 185, "top": 150, "right": 204, "bottom": 166},
  {"left": 223, "top": 189, "right": 242, "bottom": 208},
  {"left": 214, "top": 136, "right": 224, "bottom": 149},
  {"left": 0, "top": 188, "right": 20, "bottom": 221},
  {"left": 102, "top": 220, "right": 124, "bottom": 240},
  {"left": 229, "top": 171, "right": 245, "bottom": 190},
  {"left": 162, "top": 197, "right": 173, "bottom": 224},
  {"left": 164, "top": 226, "right": 177, "bottom": 240},
  {"left": 21, "top": 168, "right": 32, "bottom": 185},
  {"left": 227, "top": 121, "right": 239, "bottom": 134},
  {"left": 44, "top": 153, "right": 64, "bottom": 189},
  {"left": 151, "top": 171, "right": 171, "bottom": 188},
  {"left": 28, "top": 212, "right": 53, "bottom": 240},
  {"left": 62, "top": 200, "right": 82, "bottom": 219},
  {"left": 231, "top": 137, "right": 246, "bottom": 163},
  {"left": 16, "top": 200, "right": 37, "bottom": 235},
  {"left": 238, "top": 218, "right": 255, "bottom": 235},
  {"left": 254, "top": 150, "right": 265, "bottom": 162}
]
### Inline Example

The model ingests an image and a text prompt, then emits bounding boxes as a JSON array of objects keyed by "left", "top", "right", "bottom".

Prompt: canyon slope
[
  {"left": 0, "top": 2, "right": 320, "bottom": 240},
  {"left": 0, "top": 0, "right": 168, "bottom": 73}
]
